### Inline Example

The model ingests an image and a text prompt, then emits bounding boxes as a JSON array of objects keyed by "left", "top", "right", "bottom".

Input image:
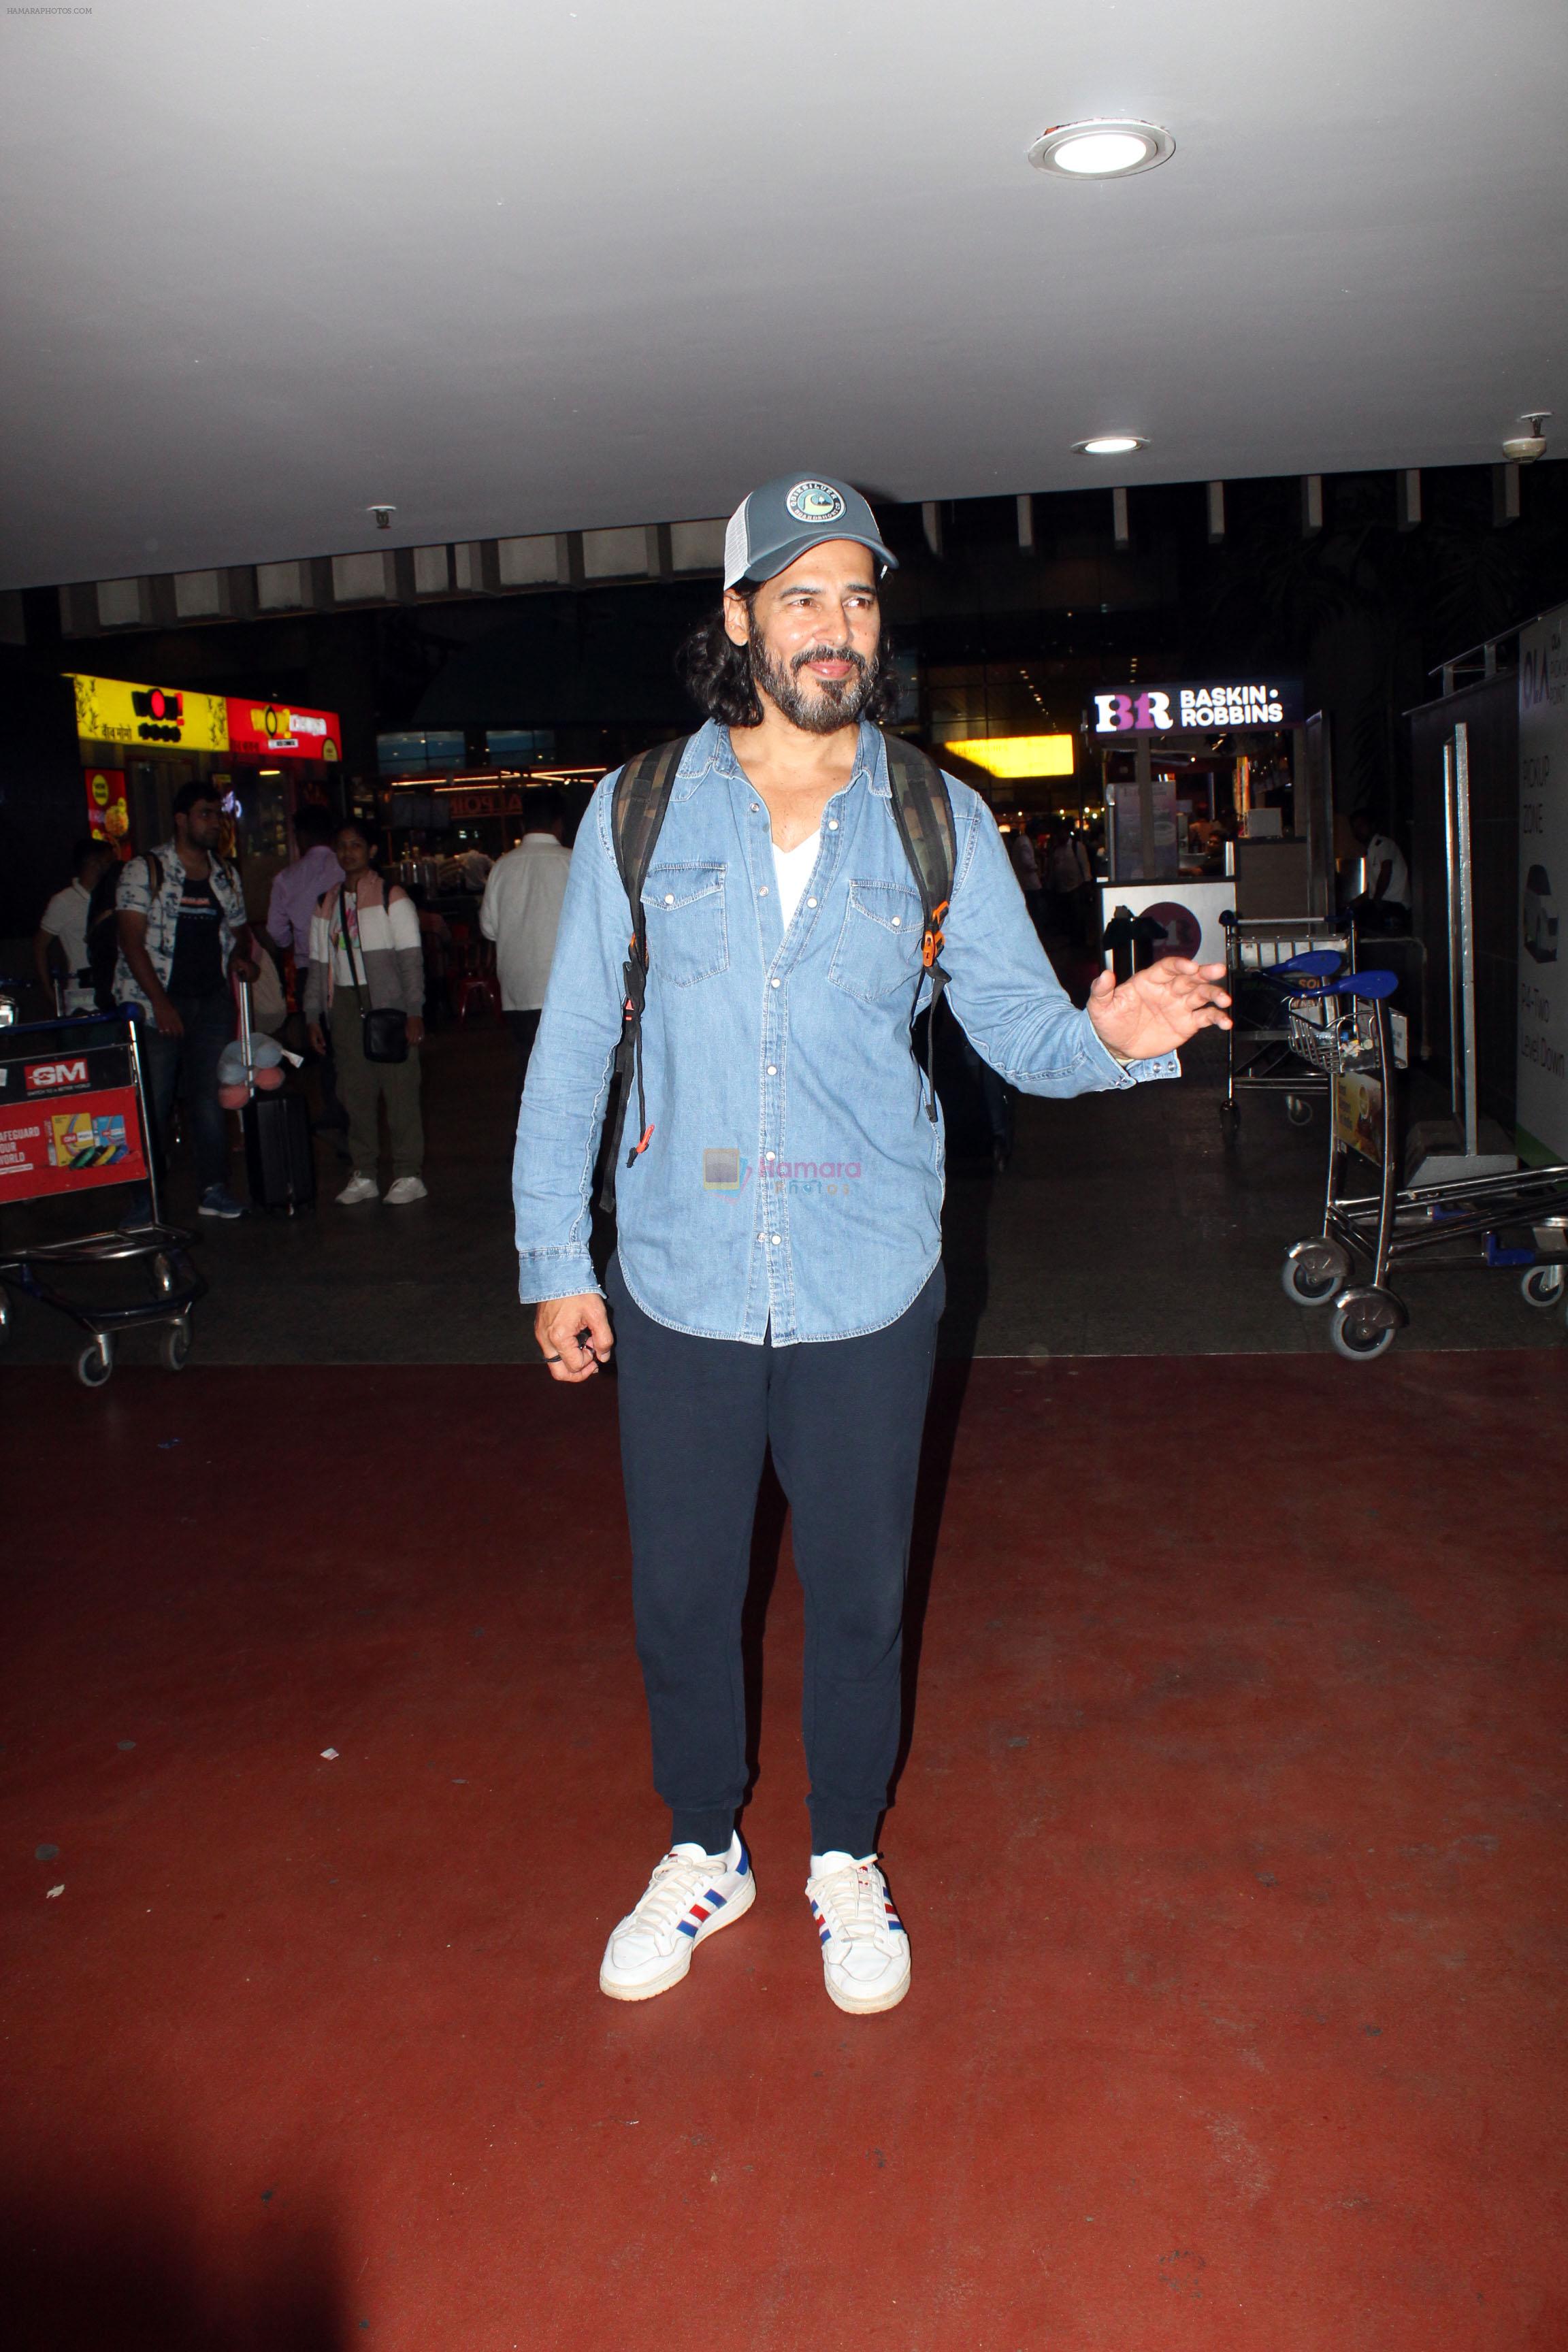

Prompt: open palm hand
[{"left": 1086, "top": 958, "right": 1232, "bottom": 1063}]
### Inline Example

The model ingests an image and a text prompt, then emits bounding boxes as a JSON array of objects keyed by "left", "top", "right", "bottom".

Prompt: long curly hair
[{"left": 676, "top": 591, "right": 900, "bottom": 728}]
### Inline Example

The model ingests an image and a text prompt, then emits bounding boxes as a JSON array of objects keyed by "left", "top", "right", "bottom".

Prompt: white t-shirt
[
  {"left": 41, "top": 879, "right": 92, "bottom": 968},
  {"left": 39, "top": 879, "right": 95, "bottom": 1009},
  {"left": 772, "top": 832, "right": 821, "bottom": 926},
  {"left": 478, "top": 836, "right": 573, "bottom": 1011},
  {"left": 1365, "top": 834, "right": 1409, "bottom": 906}
]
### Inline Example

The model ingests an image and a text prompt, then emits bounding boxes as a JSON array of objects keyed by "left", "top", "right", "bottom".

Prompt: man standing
[
  {"left": 1007, "top": 821, "right": 1045, "bottom": 938},
  {"left": 261, "top": 804, "right": 348, "bottom": 1135},
  {"left": 1348, "top": 808, "right": 1411, "bottom": 932},
  {"left": 116, "top": 781, "right": 257, "bottom": 1220},
  {"left": 478, "top": 788, "right": 572, "bottom": 1099},
  {"left": 514, "top": 472, "right": 1229, "bottom": 2015},
  {"left": 263, "top": 804, "right": 344, "bottom": 976},
  {"left": 1046, "top": 821, "right": 1093, "bottom": 947},
  {"left": 35, "top": 837, "right": 114, "bottom": 1012}
]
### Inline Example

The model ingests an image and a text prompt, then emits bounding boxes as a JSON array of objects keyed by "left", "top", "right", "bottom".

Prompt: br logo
[
  {"left": 786, "top": 480, "right": 846, "bottom": 525},
  {"left": 1094, "top": 691, "right": 1173, "bottom": 733}
]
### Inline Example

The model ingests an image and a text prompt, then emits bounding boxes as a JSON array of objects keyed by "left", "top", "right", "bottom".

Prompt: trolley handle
[
  {"left": 1274, "top": 949, "right": 1345, "bottom": 980},
  {"left": 1284, "top": 970, "right": 1399, "bottom": 1003}
]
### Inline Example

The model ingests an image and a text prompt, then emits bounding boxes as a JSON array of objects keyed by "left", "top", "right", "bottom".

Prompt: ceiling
[{"left": 2, "top": 0, "right": 1564, "bottom": 589}]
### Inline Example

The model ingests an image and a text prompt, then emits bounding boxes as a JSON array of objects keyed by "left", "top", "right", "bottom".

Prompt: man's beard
[{"left": 747, "top": 630, "right": 880, "bottom": 734}]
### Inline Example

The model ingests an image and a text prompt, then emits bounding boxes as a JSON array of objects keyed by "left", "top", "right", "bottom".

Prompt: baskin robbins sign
[{"left": 1092, "top": 679, "right": 1303, "bottom": 734}]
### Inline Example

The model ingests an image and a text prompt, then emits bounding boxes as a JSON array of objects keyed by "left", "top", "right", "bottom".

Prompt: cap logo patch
[{"left": 785, "top": 480, "right": 847, "bottom": 525}]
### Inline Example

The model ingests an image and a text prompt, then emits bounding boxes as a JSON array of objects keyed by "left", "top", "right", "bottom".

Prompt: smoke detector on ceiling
[{"left": 1501, "top": 415, "right": 1550, "bottom": 462}]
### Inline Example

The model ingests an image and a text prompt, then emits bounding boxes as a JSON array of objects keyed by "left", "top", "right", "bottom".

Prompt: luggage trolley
[
  {"left": 0, "top": 1006, "right": 206, "bottom": 1386},
  {"left": 1218, "top": 910, "right": 1356, "bottom": 1137},
  {"left": 1277, "top": 968, "right": 1568, "bottom": 1360}
]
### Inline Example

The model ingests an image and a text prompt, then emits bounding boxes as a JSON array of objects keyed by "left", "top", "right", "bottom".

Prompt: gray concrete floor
[{"left": 1, "top": 1022, "right": 1562, "bottom": 1367}]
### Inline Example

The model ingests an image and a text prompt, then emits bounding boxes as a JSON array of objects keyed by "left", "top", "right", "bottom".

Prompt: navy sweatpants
[{"left": 606, "top": 1254, "right": 943, "bottom": 1860}]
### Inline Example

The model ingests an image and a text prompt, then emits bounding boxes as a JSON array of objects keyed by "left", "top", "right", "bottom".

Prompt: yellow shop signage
[{"left": 69, "top": 672, "right": 230, "bottom": 753}]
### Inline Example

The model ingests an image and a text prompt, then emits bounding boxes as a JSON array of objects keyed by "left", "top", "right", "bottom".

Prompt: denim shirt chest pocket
[
  {"left": 643, "top": 860, "right": 729, "bottom": 985},
  {"left": 828, "top": 877, "right": 924, "bottom": 1002}
]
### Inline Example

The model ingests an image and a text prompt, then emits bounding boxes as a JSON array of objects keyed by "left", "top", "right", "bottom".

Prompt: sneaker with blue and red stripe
[
  {"left": 598, "top": 1833, "right": 755, "bottom": 2001},
  {"left": 806, "top": 1853, "right": 911, "bottom": 2014}
]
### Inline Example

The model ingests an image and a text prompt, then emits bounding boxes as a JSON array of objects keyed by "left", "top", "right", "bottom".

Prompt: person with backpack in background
[
  {"left": 35, "top": 837, "right": 115, "bottom": 1013},
  {"left": 112, "top": 781, "right": 257, "bottom": 1220},
  {"left": 513, "top": 472, "right": 1232, "bottom": 2017}
]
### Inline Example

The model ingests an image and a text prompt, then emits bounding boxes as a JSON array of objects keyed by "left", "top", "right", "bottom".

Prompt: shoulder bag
[{"left": 339, "top": 884, "right": 408, "bottom": 1064}]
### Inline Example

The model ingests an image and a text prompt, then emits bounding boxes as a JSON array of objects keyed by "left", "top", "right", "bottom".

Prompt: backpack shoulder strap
[
  {"left": 881, "top": 732, "right": 959, "bottom": 1124},
  {"left": 600, "top": 736, "right": 691, "bottom": 1203},
  {"left": 881, "top": 731, "right": 956, "bottom": 977},
  {"left": 610, "top": 736, "right": 689, "bottom": 960}
]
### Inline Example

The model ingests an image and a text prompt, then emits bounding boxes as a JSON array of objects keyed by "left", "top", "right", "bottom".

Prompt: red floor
[{"left": 3, "top": 1354, "right": 1566, "bottom": 2351}]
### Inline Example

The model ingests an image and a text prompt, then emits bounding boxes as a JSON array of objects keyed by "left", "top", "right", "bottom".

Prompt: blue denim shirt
[{"left": 513, "top": 720, "right": 1177, "bottom": 1342}]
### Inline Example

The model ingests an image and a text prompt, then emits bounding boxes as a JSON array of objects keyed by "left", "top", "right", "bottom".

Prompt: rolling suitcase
[{"left": 236, "top": 981, "right": 316, "bottom": 1214}]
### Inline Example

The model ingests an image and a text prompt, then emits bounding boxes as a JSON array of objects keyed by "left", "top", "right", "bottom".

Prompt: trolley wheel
[
  {"left": 75, "top": 1335, "right": 114, "bottom": 1388},
  {"left": 1330, "top": 1299, "right": 1399, "bottom": 1362},
  {"left": 1281, "top": 1239, "right": 1350, "bottom": 1307},
  {"left": 159, "top": 1317, "right": 192, "bottom": 1373},
  {"left": 1285, "top": 1094, "right": 1313, "bottom": 1127},
  {"left": 1521, "top": 1264, "right": 1566, "bottom": 1310}
]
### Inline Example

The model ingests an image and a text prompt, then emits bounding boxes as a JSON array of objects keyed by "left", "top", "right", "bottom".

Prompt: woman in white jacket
[{"left": 304, "top": 819, "right": 428, "bottom": 1205}]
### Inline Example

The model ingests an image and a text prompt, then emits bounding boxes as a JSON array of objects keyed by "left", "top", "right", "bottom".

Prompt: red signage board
[
  {"left": 225, "top": 699, "right": 342, "bottom": 762},
  {"left": 0, "top": 1085, "right": 148, "bottom": 1204},
  {"left": 84, "top": 765, "right": 133, "bottom": 858}
]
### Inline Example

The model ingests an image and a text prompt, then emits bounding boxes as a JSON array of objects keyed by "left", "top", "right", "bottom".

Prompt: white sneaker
[
  {"left": 806, "top": 1853, "right": 911, "bottom": 2015},
  {"left": 335, "top": 1173, "right": 379, "bottom": 1205},
  {"left": 384, "top": 1175, "right": 427, "bottom": 1204},
  {"left": 599, "top": 1834, "right": 754, "bottom": 2002}
]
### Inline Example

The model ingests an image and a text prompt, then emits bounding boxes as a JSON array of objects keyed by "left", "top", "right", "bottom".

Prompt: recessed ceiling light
[
  {"left": 1028, "top": 119, "right": 1175, "bottom": 178},
  {"left": 1074, "top": 434, "right": 1147, "bottom": 457}
]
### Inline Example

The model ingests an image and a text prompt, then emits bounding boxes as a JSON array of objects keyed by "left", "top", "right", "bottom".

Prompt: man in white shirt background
[
  {"left": 1348, "top": 808, "right": 1411, "bottom": 932},
  {"left": 479, "top": 789, "right": 572, "bottom": 1101},
  {"left": 35, "top": 837, "right": 116, "bottom": 1013}
]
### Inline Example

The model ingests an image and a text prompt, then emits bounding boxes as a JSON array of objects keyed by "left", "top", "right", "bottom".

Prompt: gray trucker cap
[{"left": 722, "top": 472, "right": 898, "bottom": 591}]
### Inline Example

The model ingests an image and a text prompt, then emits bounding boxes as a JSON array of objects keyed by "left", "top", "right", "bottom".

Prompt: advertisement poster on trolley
[
  {"left": 1518, "top": 603, "right": 1568, "bottom": 1162},
  {"left": 0, "top": 1085, "right": 148, "bottom": 1203}
]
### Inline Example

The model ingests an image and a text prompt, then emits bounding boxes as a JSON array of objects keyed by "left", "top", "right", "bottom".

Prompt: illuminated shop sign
[
  {"left": 69, "top": 672, "right": 230, "bottom": 752},
  {"left": 1090, "top": 679, "right": 1303, "bottom": 734},
  {"left": 83, "top": 765, "right": 133, "bottom": 857},
  {"left": 938, "top": 734, "right": 1075, "bottom": 779},
  {"left": 225, "top": 699, "right": 342, "bottom": 762}
]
